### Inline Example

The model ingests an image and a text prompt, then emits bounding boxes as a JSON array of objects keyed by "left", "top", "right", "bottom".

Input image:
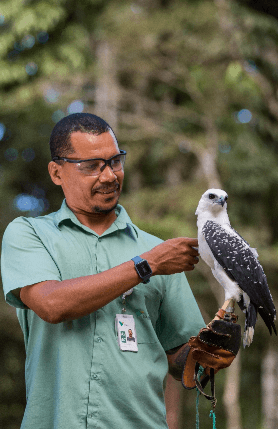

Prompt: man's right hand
[{"left": 141, "top": 237, "right": 199, "bottom": 276}]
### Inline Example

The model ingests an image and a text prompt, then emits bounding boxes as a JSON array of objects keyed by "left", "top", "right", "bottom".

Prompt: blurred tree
[
  {"left": 262, "top": 347, "right": 278, "bottom": 429},
  {"left": 1, "top": 0, "right": 278, "bottom": 428},
  {"left": 1, "top": 0, "right": 278, "bottom": 244}
]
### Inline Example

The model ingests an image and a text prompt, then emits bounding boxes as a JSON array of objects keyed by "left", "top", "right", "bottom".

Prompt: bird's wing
[
  {"left": 202, "top": 220, "right": 276, "bottom": 332},
  {"left": 231, "top": 227, "right": 259, "bottom": 258}
]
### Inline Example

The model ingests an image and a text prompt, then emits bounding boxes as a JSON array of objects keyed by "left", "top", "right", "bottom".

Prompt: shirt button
[
  {"left": 92, "top": 373, "right": 98, "bottom": 380},
  {"left": 97, "top": 337, "right": 103, "bottom": 342}
]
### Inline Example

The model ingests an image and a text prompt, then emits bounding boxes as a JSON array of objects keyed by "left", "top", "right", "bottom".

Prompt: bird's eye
[
  {"left": 225, "top": 195, "right": 228, "bottom": 201},
  {"left": 209, "top": 194, "right": 215, "bottom": 199}
]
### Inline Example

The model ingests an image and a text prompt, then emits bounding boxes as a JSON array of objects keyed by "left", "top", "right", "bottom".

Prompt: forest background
[{"left": 1, "top": 0, "right": 278, "bottom": 428}]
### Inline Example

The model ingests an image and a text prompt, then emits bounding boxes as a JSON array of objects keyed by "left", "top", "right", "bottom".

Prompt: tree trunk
[
  {"left": 223, "top": 349, "right": 242, "bottom": 429},
  {"left": 94, "top": 40, "right": 119, "bottom": 133},
  {"left": 198, "top": 148, "right": 222, "bottom": 189},
  {"left": 262, "top": 347, "right": 278, "bottom": 429}
]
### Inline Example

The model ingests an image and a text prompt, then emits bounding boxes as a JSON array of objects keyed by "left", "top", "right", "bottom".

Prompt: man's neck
[{"left": 67, "top": 203, "right": 117, "bottom": 236}]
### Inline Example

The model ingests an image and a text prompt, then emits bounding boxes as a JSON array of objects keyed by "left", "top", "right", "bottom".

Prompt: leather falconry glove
[
  {"left": 183, "top": 318, "right": 241, "bottom": 390},
  {"left": 167, "top": 318, "right": 241, "bottom": 391}
]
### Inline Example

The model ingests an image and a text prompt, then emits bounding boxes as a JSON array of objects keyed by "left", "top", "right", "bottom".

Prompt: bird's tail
[
  {"left": 243, "top": 302, "right": 257, "bottom": 348},
  {"left": 258, "top": 307, "right": 277, "bottom": 336}
]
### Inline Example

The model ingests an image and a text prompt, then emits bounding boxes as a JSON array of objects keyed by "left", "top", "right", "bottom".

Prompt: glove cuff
[
  {"left": 182, "top": 346, "right": 198, "bottom": 389},
  {"left": 182, "top": 347, "right": 209, "bottom": 389},
  {"left": 167, "top": 343, "right": 191, "bottom": 381}
]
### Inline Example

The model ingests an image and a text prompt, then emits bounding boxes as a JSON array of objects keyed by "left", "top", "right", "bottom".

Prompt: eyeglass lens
[{"left": 77, "top": 154, "right": 125, "bottom": 176}]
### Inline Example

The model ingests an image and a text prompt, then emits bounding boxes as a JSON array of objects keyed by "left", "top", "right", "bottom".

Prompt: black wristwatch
[{"left": 131, "top": 256, "right": 152, "bottom": 284}]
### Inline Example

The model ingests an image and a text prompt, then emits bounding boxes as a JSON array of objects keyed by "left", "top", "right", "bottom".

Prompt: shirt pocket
[{"left": 128, "top": 285, "right": 162, "bottom": 344}]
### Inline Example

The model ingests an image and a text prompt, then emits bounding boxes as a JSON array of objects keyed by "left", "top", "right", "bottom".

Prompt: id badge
[{"left": 115, "top": 314, "right": 138, "bottom": 352}]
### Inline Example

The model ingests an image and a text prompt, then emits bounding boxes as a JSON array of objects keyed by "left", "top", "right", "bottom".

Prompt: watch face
[{"left": 137, "top": 260, "right": 152, "bottom": 277}]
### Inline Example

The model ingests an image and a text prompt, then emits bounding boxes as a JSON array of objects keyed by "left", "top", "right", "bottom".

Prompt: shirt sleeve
[
  {"left": 1, "top": 217, "right": 62, "bottom": 309},
  {"left": 156, "top": 272, "right": 205, "bottom": 351}
]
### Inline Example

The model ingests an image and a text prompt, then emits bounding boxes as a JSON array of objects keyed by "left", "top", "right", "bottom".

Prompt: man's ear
[{"left": 48, "top": 161, "right": 62, "bottom": 186}]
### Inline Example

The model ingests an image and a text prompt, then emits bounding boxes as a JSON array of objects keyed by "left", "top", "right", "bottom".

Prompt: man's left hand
[{"left": 167, "top": 318, "right": 241, "bottom": 389}]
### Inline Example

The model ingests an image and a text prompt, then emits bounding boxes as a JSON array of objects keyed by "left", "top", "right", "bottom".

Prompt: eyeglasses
[{"left": 52, "top": 150, "right": 126, "bottom": 176}]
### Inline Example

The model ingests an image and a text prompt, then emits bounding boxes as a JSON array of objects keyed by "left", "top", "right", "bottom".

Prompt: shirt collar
[{"left": 54, "top": 199, "right": 138, "bottom": 237}]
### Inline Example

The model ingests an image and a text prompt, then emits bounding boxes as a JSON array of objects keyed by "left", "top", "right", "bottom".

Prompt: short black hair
[{"left": 49, "top": 113, "right": 116, "bottom": 159}]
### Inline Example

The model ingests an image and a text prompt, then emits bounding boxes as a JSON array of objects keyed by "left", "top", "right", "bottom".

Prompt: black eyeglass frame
[{"left": 52, "top": 150, "right": 127, "bottom": 173}]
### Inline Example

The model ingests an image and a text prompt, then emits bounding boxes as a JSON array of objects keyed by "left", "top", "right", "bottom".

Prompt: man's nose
[{"left": 98, "top": 165, "right": 117, "bottom": 182}]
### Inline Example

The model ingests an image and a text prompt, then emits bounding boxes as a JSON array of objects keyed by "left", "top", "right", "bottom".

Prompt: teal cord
[
  {"left": 209, "top": 409, "right": 217, "bottom": 429},
  {"left": 195, "top": 366, "right": 204, "bottom": 429},
  {"left": 195, "top": 366, "right": 217, "bottom": 429},
  {"left": 196, "top": 388, "right": 200, "bottom": 429}
]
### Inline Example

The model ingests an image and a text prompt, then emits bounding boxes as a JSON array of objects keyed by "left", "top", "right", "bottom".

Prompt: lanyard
[{"left": 121, "top": 288, "right": 133, "bottom": 313}]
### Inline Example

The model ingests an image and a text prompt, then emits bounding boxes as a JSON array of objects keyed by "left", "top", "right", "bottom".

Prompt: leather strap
[
  {"left": 215, "top": 308, "right": 226, "bottom": 320},
  {"left": 215, "top": 308, "right": 238, "bottom": 323},
  {"left": 194, "top": 363, "right": 216, "bottom": 404}
]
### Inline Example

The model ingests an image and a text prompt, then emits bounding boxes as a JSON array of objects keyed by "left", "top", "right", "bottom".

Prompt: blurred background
[{"left": 1, "top": 0, "right": 278, "bottom": 428}]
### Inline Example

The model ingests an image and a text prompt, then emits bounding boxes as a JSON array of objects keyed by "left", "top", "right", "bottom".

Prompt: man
[
  {"left": 1, "top": 113, "right": 239, "bottom": 429},
  {"left": 127, "top": 329, "right": 135, "bottom": 342}
]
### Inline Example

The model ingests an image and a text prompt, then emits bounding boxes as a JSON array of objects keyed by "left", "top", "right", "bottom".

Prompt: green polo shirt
[{"left": 1, "top": 200, "right": 205, "bottom": 429}]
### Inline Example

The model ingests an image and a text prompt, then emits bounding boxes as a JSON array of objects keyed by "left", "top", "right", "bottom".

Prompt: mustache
[{"left": 92, "top": 183, "right": 120, "bottom": 194}]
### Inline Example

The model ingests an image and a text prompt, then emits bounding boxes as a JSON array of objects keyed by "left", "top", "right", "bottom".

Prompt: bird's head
[{"left": 195, "top": 189, "right": 228, "bottom": 216}]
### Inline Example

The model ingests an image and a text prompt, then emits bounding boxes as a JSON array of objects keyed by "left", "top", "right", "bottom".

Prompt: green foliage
[{"left": 1, "top": 0, "right": 278, "bottom": 428}]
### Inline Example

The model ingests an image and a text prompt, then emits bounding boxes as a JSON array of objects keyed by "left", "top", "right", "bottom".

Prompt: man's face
[
  {"left": 49, "top": 131, "right": 124, "bottom": 216},
  {"left": 128, "top": 329, "right": 133, "bottom": 337}
]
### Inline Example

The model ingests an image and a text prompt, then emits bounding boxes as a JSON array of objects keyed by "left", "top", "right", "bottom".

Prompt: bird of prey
[{"left": 196, "top": 188, "right": 276, "bottom": 347}]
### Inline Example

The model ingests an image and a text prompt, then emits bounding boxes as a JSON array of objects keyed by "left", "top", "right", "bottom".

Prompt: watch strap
[
  {"left": 131, "top": 256, "right": 152, "bottom": 284},
  {"left": 131, "top": 256, "right": 143, "bottom": 265}
]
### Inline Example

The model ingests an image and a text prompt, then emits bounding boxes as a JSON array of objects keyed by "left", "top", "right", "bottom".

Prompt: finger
[
  {"left": 187, "top": 255, "right": 199, "bottom": 265},
  {"left": 185, "top": 238, "right": 198, "bottom": 247},
  {"left": 190, "top": 248, "right": 199, "bottom": 257},
  {"left": 185, "top": 258, "right": 198, "bottom": 271}
]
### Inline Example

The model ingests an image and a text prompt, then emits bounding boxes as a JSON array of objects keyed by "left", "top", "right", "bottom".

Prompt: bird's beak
[{"left": 216, "top": 196, "right": 225, "bottom": 207}]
